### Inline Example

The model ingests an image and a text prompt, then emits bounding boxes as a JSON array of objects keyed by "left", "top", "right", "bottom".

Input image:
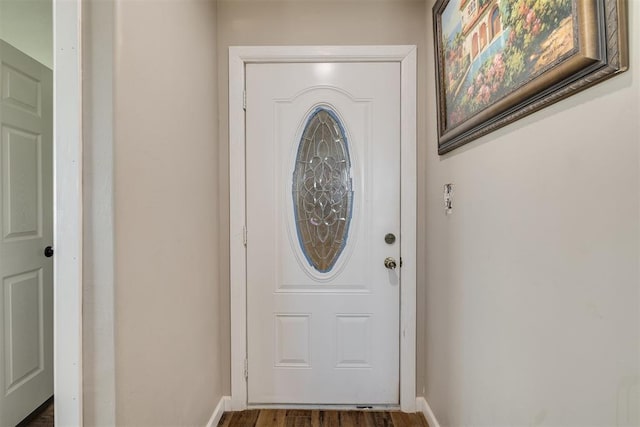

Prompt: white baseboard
[
  {"left": 416, "top": 397, "right": 441, "bottom": 427},
  {"left": 206, "top": 396, "right": 231, "bottom": 427}
]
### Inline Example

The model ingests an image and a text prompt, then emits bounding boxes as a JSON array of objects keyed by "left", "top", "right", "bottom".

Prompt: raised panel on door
[
  {"left": 246, "top": 62, "right": 400, "bottom": 405},
  {"left": 2, "top": 126, "right": 42, "bottom": 241},
  {"left": 3, "top": 269, "right": 44, "bottom": 392},
  {"left": 0, "top": 40, "right": 53, "bottom": 427}
]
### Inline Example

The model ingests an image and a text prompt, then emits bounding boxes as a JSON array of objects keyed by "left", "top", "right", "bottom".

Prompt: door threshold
[{"left": 247, "top": 403, "right": 401, "bottom": 411}]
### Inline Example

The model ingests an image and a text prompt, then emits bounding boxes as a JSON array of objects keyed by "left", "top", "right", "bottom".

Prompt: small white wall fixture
[
  {"left": 54, "top": 0, "right": 83, "bottom": 424},
  {"left": 229, "top": 45, "right": 417, "bottom": 412}
]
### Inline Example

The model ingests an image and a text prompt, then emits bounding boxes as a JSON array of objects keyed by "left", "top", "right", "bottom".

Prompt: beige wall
[
  {"left": 111, "top": 0, "right": 223, "bottom": 425},
  {"left": 0, "top": 0, "right": 52, "bottom": 68},
  {"left": 216, "top": 0, "right": 429, "bottom": 395},
  {"left": 423, "top": 0, "right": 640, "bottom": 425}
]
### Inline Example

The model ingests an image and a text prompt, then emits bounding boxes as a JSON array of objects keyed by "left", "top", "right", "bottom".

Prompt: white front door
[
  {"left": 0, "top": 40, "right": 53, "bottom": 426},
  {"left": 246, "top": 62, "right": 400, "bottom": 405}
]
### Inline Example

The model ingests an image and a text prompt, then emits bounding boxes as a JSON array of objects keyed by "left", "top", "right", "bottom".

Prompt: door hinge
[
  {"left": 400, "top": 257, "right": 403, "bottom": 268},
  {"left": 244, "top": 359, "right": 248, "bottom": 379},
  {"left": 242, "top": 226, "right": 247, "bottom": 247},
  {"left": 242, "top": 90, "right": 247, "bottom": 111}
]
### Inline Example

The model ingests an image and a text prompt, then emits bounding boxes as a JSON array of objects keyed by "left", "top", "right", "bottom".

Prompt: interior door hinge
[
  {"left": 242, "top": 226, "right": 247, "bottom": 247},
  {"left": 244, "top": 359, "right": 248, "bottom": 379},
  {"left": 242, "top": 90, "right": 247, "bottom": 111}
]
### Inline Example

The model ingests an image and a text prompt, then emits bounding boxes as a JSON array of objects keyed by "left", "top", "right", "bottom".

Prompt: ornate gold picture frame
[{"left": 433, "top": 0, "right": 628, "bottom": 154}]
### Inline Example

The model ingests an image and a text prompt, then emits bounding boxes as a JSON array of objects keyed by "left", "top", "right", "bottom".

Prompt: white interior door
[
  {"left": 0, "top": 40, "right": 53, "bottom": 426},
  {"left": 246, "top": 62, "right": 400, "bottom": 405}
]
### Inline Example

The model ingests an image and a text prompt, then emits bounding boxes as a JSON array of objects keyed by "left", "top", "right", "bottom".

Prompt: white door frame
[
  {"left": 229, "top": 45, "right": 417, "bottom": 412},
  {"left": 54, "top": 0, "right": 83, "bottom": 425}
]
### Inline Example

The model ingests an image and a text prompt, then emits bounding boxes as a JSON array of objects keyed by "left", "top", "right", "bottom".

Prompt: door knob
[
  {"left": 384, "top": 257, "right": 397, "bottom": 270},
  {"left": 44, "top": 246, "right": 54, "bottom": 258}
]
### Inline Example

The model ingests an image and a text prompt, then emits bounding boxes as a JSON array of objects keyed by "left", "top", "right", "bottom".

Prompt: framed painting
[{"left": 433, "top": 0, "right": 628, "bottom": 154}]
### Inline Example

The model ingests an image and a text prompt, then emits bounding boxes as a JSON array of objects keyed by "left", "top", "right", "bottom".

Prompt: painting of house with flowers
[{"left": 440, "top": 0, "right": 575, "bottom": 129}]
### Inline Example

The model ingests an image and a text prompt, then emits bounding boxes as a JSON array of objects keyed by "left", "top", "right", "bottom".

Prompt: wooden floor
[
  {"left": 18, "top": 399, "right": 54, "bottom": 427},
  {"left": 218, "top": 410, "right": 429, "bottom": 427}
]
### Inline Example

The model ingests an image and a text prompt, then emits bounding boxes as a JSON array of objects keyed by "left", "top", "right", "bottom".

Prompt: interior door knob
[
  {"left": 44, "top": 246, "right": 54, "bottom": 258},
  {"left": 384, "top": 257, "right": 397, "bottom": 270}
]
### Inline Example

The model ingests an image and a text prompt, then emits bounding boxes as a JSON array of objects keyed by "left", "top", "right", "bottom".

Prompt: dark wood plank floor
[
  {"left": 18, "top": 398, "right": 54, "bottom": 427},
  {"left": 218, "top": 410, "right": 429, "bottom": 427}
]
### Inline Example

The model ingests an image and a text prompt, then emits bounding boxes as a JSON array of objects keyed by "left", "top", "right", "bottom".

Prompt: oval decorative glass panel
[{"left": 292, "top": 107, "right": 353, "bottom": 273}]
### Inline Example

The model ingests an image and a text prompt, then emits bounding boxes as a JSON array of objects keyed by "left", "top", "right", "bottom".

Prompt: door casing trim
[
  {"left": 54, "top": 0, "right": 83, "bottom": 424},
  {"left": 229, "top": 45, "right": 417, "bottom": 412}
]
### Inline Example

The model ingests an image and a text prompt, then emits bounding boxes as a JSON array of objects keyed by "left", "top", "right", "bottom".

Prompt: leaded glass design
[{"left": 293, "top": 107, "right": 353, "bottom": 273}]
